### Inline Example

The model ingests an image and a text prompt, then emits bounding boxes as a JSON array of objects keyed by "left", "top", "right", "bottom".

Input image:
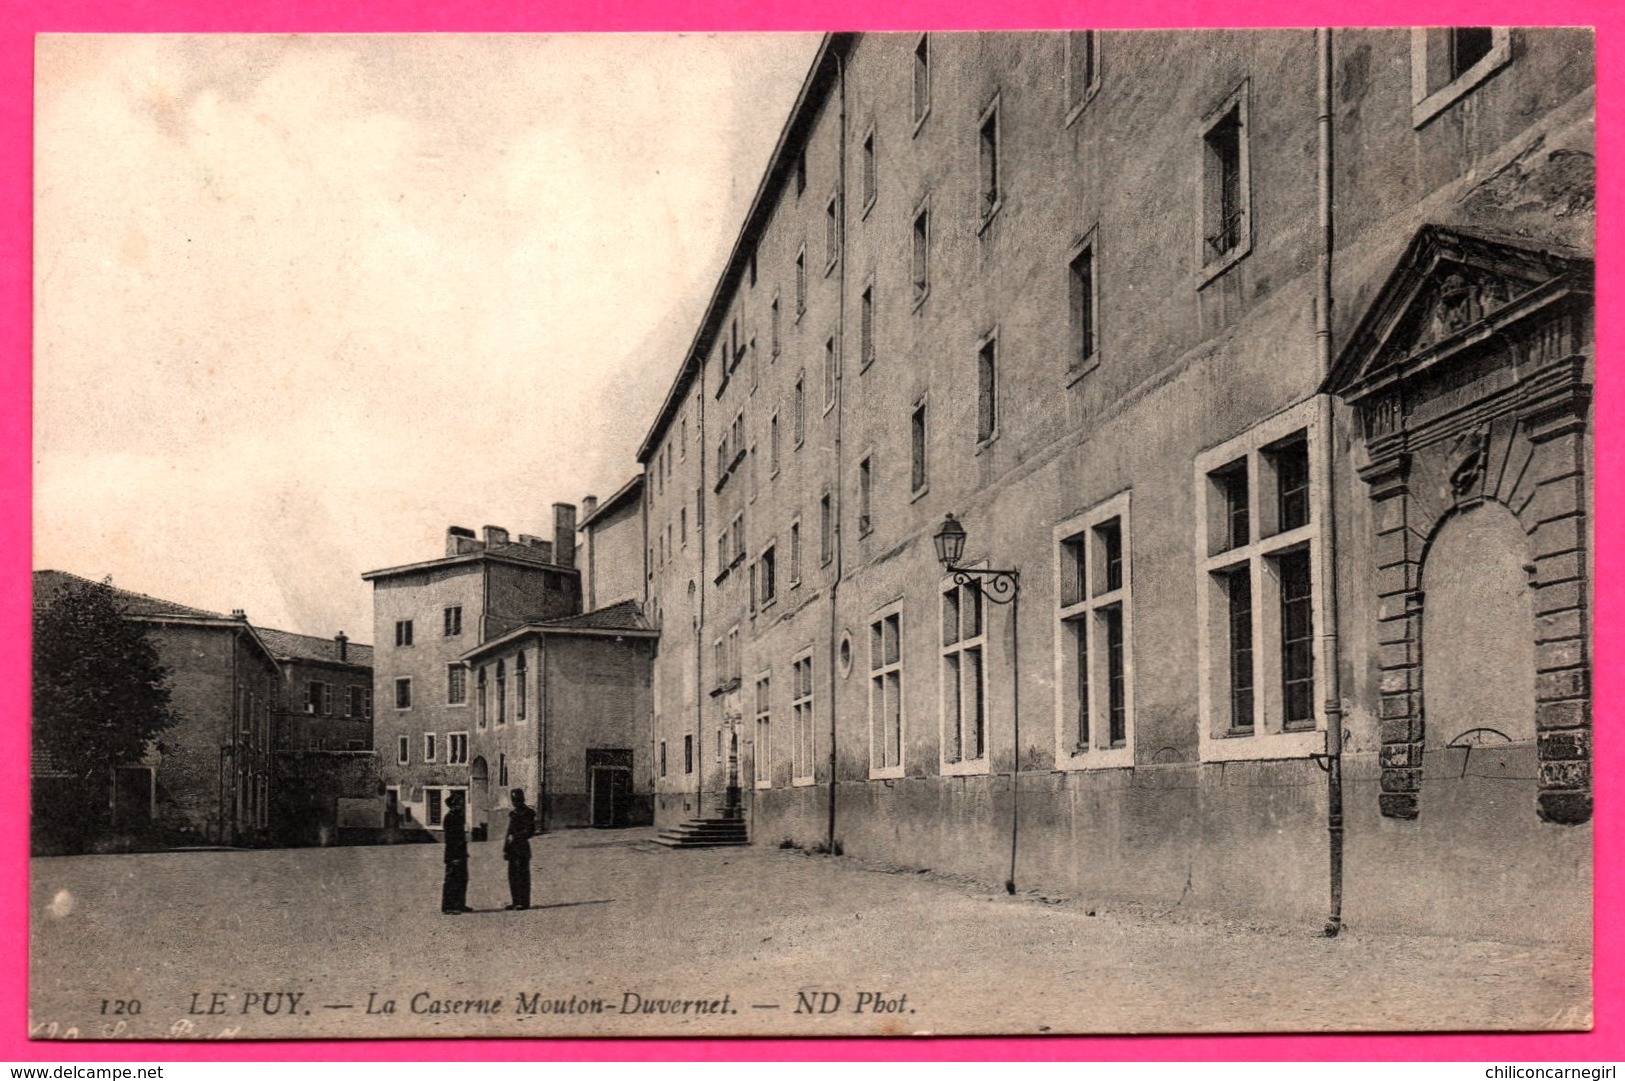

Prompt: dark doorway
[{"left": 587, "top": 748, "right": 634, "bottom": 828}]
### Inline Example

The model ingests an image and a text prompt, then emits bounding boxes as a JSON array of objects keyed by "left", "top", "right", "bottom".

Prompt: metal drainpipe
[
  {"left": 1005, "top": 591, "right": 1021, "bottom": 895},
  {"left": 697, "top": 385, "right": 707, "bottom": 821},
  {"left": 826, "top": 44, "right": 847, "bottom": 855},
  {"left": 1316, "top": 26, "right": 1346, "bottom": 938}
]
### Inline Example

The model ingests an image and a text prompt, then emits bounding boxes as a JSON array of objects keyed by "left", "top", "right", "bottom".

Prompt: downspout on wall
[
  {"left": 1315, "top": 26, "right": 1347, "bottom": 938},
  {"left": 826, "top": 44, "right": 847, "bottom": 856}
]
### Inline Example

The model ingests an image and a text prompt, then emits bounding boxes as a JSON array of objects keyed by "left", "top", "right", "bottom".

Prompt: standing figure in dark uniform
[
  {"left": 503, "top": 788, "right": 537, "bottom": 910},
  {"left": 441, "top": 790, "right": 471, "bottom": 915}
]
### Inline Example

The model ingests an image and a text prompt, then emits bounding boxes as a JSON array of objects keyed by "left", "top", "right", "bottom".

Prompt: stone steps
[{"left": 652, "top": 817, "right": 750, "bottom": 848}]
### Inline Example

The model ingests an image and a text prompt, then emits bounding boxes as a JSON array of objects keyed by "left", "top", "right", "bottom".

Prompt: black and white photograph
[{"left": 29, "top": 28, "right": 1595, "bottom": 1040}]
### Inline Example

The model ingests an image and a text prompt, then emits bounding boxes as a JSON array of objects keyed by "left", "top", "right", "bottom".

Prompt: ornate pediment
[{"left": 1323, "top": 226, "right": 1591, "bottom": 404}]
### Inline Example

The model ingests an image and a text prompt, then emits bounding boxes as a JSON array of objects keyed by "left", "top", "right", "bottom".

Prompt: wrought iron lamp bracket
[{"left": 946, "top": 566, "right": 1021, "bottom": 605}]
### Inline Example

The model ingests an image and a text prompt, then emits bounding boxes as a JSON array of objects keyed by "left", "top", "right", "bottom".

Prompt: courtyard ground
[{"left": 28, "top": 827, "right": 1590, "bottom": 1040}]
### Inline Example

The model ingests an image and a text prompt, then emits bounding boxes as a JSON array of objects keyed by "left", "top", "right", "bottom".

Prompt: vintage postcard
[{"left": 30, "top": 28, "right": 1594, "bottom": 1040}]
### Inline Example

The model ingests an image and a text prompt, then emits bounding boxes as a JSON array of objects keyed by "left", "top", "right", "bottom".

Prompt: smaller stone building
[
  {"left": 255, "top": 626, "right": 375, "bottom": 751},
  {"left": 459, "top": 601, "right": 657, "bottom": 838},
  {"left": 32, "top": 570, "right": 282, "bottom": 849}
]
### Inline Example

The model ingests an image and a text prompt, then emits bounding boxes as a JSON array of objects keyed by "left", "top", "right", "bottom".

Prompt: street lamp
[
  {"left": 933, "top": 512, "right": 1023, "bottom": 895},
  {"left": 933, "top": 513, "right": 1019, "bottom": 604}
]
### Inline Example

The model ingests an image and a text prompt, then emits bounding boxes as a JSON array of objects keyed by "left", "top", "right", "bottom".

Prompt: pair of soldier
[{"left": 440, "top": 788, "right": 538, "bottom": 915}]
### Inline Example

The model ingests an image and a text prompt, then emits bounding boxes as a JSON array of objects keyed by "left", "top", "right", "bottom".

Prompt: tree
[{"left": 33, "top": 577, "right": 179, "bottom": 827}]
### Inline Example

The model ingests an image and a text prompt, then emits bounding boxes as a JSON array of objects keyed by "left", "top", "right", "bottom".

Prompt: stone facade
[
  {"left": 460, "top": 603, "right": 657, "bottom": 835},
  {"left": 630, "top": 30, "right": 1593, "bottom": 939},
  {"left": 362, "top": 518, "right": 581, "bottom": 833}
]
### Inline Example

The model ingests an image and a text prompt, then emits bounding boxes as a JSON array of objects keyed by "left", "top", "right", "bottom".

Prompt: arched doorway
[{"left": 1421, "top": 502, "right": 1537, "bottom": 751}]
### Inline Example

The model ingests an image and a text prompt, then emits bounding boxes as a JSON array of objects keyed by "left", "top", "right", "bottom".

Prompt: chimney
[
  {"left": 553, "top": 503, "right": 577, "bottom": 568},
  {"left": 447, "top": 526, "right": 477, "bottom": 556},
  {"left": 335, "top": 631, "right": 349, "bottom": 662},
  {"left": 231, "top": 609, "right": 247, "bottom": 621},
  {"left": 582, "top": 495, "right": 599, "bottom": 523},
  {"left": 483, "top": 525, "right": 510, "bottom": 549}
]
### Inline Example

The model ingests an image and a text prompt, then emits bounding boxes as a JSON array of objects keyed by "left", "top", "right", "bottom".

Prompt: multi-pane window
[
  {"left": 397, "top": 736, "right": 409, "bottom": 765},
  {"left": 911, "top": 401, "right": 928, "bottom": 492},
  {"left": 1070, "top": 237, "right": 1098, "bottom": 375},
  {"left": 447, "top": 732, "right": 469, "bottom": 766},
  {"left": 790, "top": 520, "right": 802, "bottom": 584},
  {"left": 363, "top": 686, "right": 372, "bottom": 719},
  {"left": 977, "top": 335, "right": 999, "bottom": 442},
  {"left": 868, "top": 609, "right": 904, "bottom": 777},
  {"left": 941, "top": 581, "right": 986, "bottom": 770},
  {"left": 447, "top": 664, "right": 466, "bottom": 705},
  {"left": 443, "top": 606, "right": 462, "bottom": 637},
  {"left": 795, "top": 245, "right": 807, "bottom": 316},
  {"left": 731, "top": 515, "right": 745, "bottom": 567},
  {"left": 478, "top": 666, "right": 488, "bottom": 727},
  {"left": 426, "top": 787, "right": 443, "bottom": 827},
  {"left": 1411, "top": 28, "right": 1511, "bottom": 126},
  {"left": 1197, "top": 404, "right": 1322, "bottom": 760},
  {"left": 754, "top": 675, "right": 772, "bottom": 788},
  {"left": 496, "top": 660, "right": 507, "bottom": 725},
  {"left": 794, "top": 375, "right": 806, "bottom": 446},
  {"left": 395, "top": 677, "right": 412, "bottom": 710},
  {"left": 825, "top": 193, "right": 840, "bottom": 270},
  {"left": 860, "top": 283, "right": 874, "bottom": 369},
  {"left": 820, "top": 493, "right": 833, "bottom": 564},
  {"left": 978, "top": 98, "right": 1000, "bottom": 219},
  {"left": 423, "top": 732, "right": 437, "bottom": 762},
  {"left": 824, "top": 336, "right": 838, "bottom": 409},
  {"left": 306, "top": 680, "right": 332, "bottom": 716},
  {"left": 1210, "top": 458, "right": 1250, "bottom": 553},
  {"left": 347, "top": 685, "right": 365, "bottom": 718},
  {"left": 516, "top": 651, "right": 527, "bottom": 721},
  {"left": 684, "top": 734, "right": 694, "bottom": 774},
  {"left": 1065, "top": 30, "right": 1100, "bottom": 117},
  {"left": 1055, "top": 492, "right": 1133, "bottom": 767},
  {"left": 912, "top": 200, "right": 930, "bottom": 302},
  {"left": 1224, "top": 568, "right": 1255, "bottom": 731},
  {"left": 759, "top": 546, "right": 776, "bottom": 606},
  {"left": 912, "top": 34, "right": 930, "bottom": 125},
  {"left": 1202, "top": 85, "right": 1250, "bottom": 269},
  {"left": 861, "top": 127, "right": 876, "bottom": 210},
  {"left": 395, "top": 619, "right": 414, "bottom": 647},
  {"left": 1278, "top": 550, "right": 1315, "bottom": 728},
  {"left": 727, "top": 626, "right": 742, "bottom": 683},
  {"left": 857, "top": 456, "right": 873, "bottom": 535},
  {"left": 791, "top": 654, "right": 815, "bottom": 784}
]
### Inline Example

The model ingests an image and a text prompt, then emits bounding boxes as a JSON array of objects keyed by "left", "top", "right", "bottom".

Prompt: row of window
[
  {"left": 397, "top": 731, "right": 470, "bottom": 766},
  {"left": 393, "top": 606, "right": 463, "bottom": 648},
  {"left": 642, "top": 29, "right": 1511, "bottom": 535},
  {"left": 393, "top": 658, "right": 532, "bottom": 723},
  {"left": 686, "top": 411, "right": 1322, "bottom": 786},
  {"left": 302, "top": 680, "right": 373, "bottom": 720}
]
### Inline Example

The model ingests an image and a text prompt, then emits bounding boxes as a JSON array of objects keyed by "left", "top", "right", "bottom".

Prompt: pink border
[{"left": 3, "top": 0, "right": 1617, "bottom": 1063}]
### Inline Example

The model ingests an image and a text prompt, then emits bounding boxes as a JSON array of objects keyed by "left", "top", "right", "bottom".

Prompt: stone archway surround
[
  {"left": 1359, "top": 356, "right": 1590, "bottom": 824},
  {"left": 1326, "top": 227, "right": 1593, "bottom": 826}
]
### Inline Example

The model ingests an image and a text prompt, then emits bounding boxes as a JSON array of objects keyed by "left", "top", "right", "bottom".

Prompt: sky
[{"left": 33, "top": 32, "right": 822, "bottom": 644}]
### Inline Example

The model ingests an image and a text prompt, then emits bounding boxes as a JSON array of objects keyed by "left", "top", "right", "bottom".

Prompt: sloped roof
[
  {"left": 33, "top": 569, "right": 223, "bottom": 619},
  {"left": 460, "top": 600, "right": 656, "bottom": 663},
  {"left": 536, "top": 600, "right": 651, "bottom": 633},
  {"left": 253, "top": 626, "right": 375, "bottom": 668},
  {"left": 361, "top": 540, "right": 576, "bottom": 581}
]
